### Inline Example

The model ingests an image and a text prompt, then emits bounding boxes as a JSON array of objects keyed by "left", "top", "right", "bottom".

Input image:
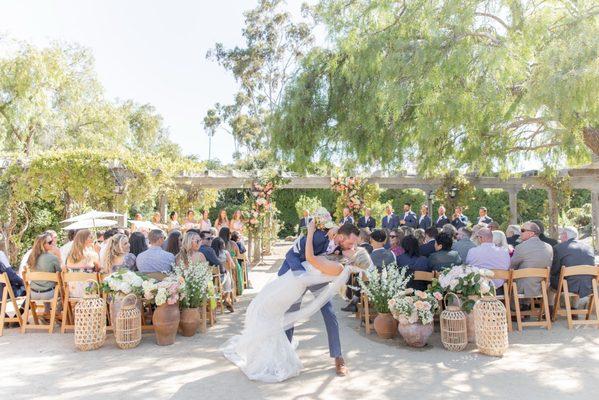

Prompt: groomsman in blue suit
[
  {"left": 298, "top": 209, "right": 312, "bottom": 234},
  {"left": 477, "top": 207, "right": 493, "bottom": 225},
  {"left": 381, "top": 204, "right": 400, "bottom": 230},
  {"left": 435, "top": 205, "right": 450, "bottom": 228},
  {"left": 279, "top": 222, "right": 360, "bottom": 376},
  {"left": 358, "top": 208, "right": 376, "bottom": 230},
  {"left": 418, "top": 204, "right": 432, "bottom": 229},
  {"left": 451, "top": 206, "right": 469, "bottom": 229},
  {"left": 340, "top": 207, "right": 355, "bottom": 225},
  {"left": 400, "top": 202, "right": 418, "bottom": 228}
]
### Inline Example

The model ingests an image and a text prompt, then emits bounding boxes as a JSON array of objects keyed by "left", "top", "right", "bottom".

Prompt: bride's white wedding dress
[{"left": 221, "top": 262, "right": 351, "bottom": 383}]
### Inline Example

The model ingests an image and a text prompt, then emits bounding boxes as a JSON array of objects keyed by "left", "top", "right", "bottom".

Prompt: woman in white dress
[{"left": 222, "top": 220, "right": 371, "bottom": 383}]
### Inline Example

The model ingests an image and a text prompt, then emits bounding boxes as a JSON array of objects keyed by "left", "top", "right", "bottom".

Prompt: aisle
[{"left": 2, "top": 241, "right": 599, "bottom": 400}]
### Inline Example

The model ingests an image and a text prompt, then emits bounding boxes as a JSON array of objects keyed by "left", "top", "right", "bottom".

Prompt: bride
[{"left": 221, "top": 220, "right": 372, "bottom": 383}]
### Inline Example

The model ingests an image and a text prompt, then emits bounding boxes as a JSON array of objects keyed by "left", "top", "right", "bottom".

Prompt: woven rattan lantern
[
  {"left": 116, "top": 294, "right": 142, "bottom": 349},
  {"left": 440, "top": 293, "right": 468, "bottom": 351},
  {"left": 473, "top": 296, "right": 509, "bottom": 357},
  {"left": 74, "top": 280, "right": 106, "bottom": 351}
]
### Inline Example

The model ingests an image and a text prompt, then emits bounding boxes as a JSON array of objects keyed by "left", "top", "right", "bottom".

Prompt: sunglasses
[
  {"left": 193, "top": 239, "right": 201, "bottom": 244},
  {"left": 46, "top": 240, "right": 53, "bottom": 245},
  {"left": 520, "top": 229, "right": 529, "bottom": 233},
  {"left": 389, "top": 235, "right": 397, "bottom": 238}
]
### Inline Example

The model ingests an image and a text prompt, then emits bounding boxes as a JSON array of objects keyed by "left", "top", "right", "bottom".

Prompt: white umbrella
[
  {"left": 128, "top": 220, "right": 160, "bottom": 230},
  {"left": 62, "top": 219, "right": 118, "bottom": 231},
  {"left": 61, "top": 210, "right": 123, "bottom": 224}
]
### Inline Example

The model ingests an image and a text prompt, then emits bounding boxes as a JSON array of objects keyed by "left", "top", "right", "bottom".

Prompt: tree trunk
[{"left": 582, "top": 126, "right": 599, "bottom": 156}]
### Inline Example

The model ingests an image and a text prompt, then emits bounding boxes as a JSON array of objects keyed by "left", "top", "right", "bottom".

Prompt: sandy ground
[{"left": 2, "top": 241, "right": 599, "bottom": 400}]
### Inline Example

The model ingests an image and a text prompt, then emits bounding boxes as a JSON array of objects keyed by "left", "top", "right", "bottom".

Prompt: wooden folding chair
[
  {"left": 551, "top": 265, "right": 599, "bottom": 329},
  {"left": 488, "top": 269, "right": 513, "bottom": 332},
  {"left": 511, "top": 268, "right": 551, "bottom": 332},
  {"left": 212, "top": 267, "right": 224, "bottom": 315},
  {"left": 239, "top": 258, "right": 250, "bottom": 289},
  {"left": 0, "top": 272, "right": 24, "bottom": 336},
  {"left": 21, "top": 271, "right": 62, "bottom": 334},
  {"left": 413, "top": 271, "right": 434, "bottom": 289},
  {"left": 60, "top": 271, "right": 99, "bottom": 333}
]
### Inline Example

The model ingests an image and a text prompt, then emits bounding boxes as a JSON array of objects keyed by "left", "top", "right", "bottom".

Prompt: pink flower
[{"left": 434, "top": 292, "right": 443, "bottom": 301}]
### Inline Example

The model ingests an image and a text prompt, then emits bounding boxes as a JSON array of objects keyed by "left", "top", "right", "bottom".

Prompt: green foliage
[
  {"left": 272, "top": 189, "right": 337, "bottom": 237},
  {"left": 295, "top": 195, "right": 322, "bottom": 218}
]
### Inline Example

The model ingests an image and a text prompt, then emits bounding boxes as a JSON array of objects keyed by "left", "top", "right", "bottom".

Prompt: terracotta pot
[
  {"left": 153, "top": 303, "right": 180, "bottom": 345},
  {"left": 373, "top": 312, "right": 398, "bottom": 339},
  {"left": 398, "top": 322, "right": 434, "bottom": 347},
  {"left": 179, "top": 308, "right": 200, "bottom": 337},
  {"left": 110, "top": 294, "right": 143, "bottom": 326}
]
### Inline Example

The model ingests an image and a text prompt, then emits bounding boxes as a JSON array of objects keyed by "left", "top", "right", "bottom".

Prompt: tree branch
[{"left": 475, "top": 12, "right": 510, "bottom": 30}]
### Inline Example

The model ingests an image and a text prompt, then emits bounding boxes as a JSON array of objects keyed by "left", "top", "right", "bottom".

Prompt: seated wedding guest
[
  {"left": 167, "top": 211, "right": 180, "bottom": 232},
  {"left": 442, "top": 223, "right": 457, "bottom": 239},
  {"left": 388, "top": 228, "right": 405, "bottom": 257},
  {"left": 220, "top": 227, "right": 242, "bottom": 263},
  {"left": 59, "top": 230, "right": 77, "bottom": 267},
  {"left": 215, "top": 209, "right": 229, "bottom": 233},
  {"left": 435, "top": 205, "right": 450, "bottom": 228},
  {"left": 471, "top": 224, "right": 486, "bottom": 245},
  {"left": 510, "top": 221, "right": 553, "bottom": 297},
  {"left": 506, "top": 225, "right": 521, "bottom": 247},
  {"left": 550, "top": 227, "right": 596, "bottom": 309},
  {"left": 419, "top": 227, "right": 439, "bottom": 257},
  {"left": 211, "top": 237, "right": 234, "bottom": 312},
  {"left": 488, "top": 221, "right": 500, "bottom": 231},
  {"left": 451, "top": 206, "right": 469, "bottom": 229},
  {"left": 358, "top": 229, "right": 373, "bottom": 254},
  {"left": 428, "top": 232, "right": 461, "bottom": 271},
  {"left": 230, "top": 209, "right": 245, "bottom": 234},
  {"left": 477, "top": 207, "right": 493, "bottom": 224},
  {"left": 466, "top": 228, "right": 510, "bottom": 293},
  {"left": 199, "top": 209, "right": 212, "bottom": 232},
  {"left": 397, "top": 235, "right": 429, "bottom": 291},
  {"left": 129, "top": 231, "right": 148, "bottom": 259},
  {"left": 531, "top": 219, "right": 558, "bottom": 247},
  {"left": 418, "top": 204, "right": 432, "bottom": 230},
  {"left": 66, "top": 229, "right": 101, "bottom": 297},
  {"left": 340, "top": 207, "right": 354, "bottom": 225},
  {"left": 99, "top": 227, "right": 120, "bottom": 266},
  {"left": 164, "top": 230, "right": 182, "bottom": 256},
  {"left": 26, "top": 233, "right": 61, "bottom": 312},
  {"left": 358, "top": 208, "right": 376, "bottom": 230},
  {"left": 0, "top": 259, "right": 24, "bottom": 297},
  {"left": 298, "top": 209, "right": 311, "bottom": 234},
  {"left": 381, "top": 204, "right": 400, "bottom": 230},
  {"left": 183, "top": 209, "right": 198, "bottom": 230},
  {"left": 400, "top": 226, "right": 415, "bottom": 240},
  {"left": 370, "top": 229, "right": 397, "bottom": 272},
  {"left": 452, "top": 227, "right": 476, "bottom": 262},
  {"left": 102, "top": 234, "right": 136, "bottom": 273},
  {"left": 199, "top": 230, "right": 222, "bottom": 267},
  {"left": 136, "top": 230, "right": 175, "bottom": 273},
  {"left": 413, "top": 228, "right": 426, "bottom": 245},
  {"left": 400, "top": 202, "right": 418, "bottom": 228},
  {"left": 45, "top": 230, "right": 63, "bottom": 266},
  {"left": 492, "top": 230, "right": 513, "bottom": 255},
  {"left": 175, "top": 231, "right": 207, "bottom": 266}
]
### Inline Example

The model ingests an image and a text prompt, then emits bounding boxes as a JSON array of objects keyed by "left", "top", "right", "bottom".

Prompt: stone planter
[
  {"left": 373, "top": 312, "right": 398, "bottom": 339},
  {"left": 179, "top": 307, "right": 200, "bottom": 337},
  {"left": 153, "top": 303, "right": 180, "bottom": 346},
  {"left": 398, "top": 322, "right": 434, "bottom": 348}
]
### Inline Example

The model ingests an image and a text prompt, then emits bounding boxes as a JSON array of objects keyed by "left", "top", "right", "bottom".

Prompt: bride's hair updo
[{"left": 349, "top": 247, "right": 374, "bottom": 271}]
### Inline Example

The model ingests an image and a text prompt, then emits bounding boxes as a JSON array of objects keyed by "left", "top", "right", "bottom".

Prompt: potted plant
[
  {"left": 175, "top": 261, "right": 213, "bottom": 336},
  {"left": 431, "top": 265, "right": 494, "bottom": 342},
  {"left": 100, "top": 269, "right": 155, "bottom": 324},
  {"left": 389, "top": 288, "right": 439, "bottom": 347},
  {"left": 359, "top": 264, "right": 410, "bottom": 339},
  {"left": 146, "top": 274, "right": 184, "bottom": 346}
]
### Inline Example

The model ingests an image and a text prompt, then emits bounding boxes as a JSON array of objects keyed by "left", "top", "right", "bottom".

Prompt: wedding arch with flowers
[{"left": 330, "top": 176, "right": 380, "bottom": 221}]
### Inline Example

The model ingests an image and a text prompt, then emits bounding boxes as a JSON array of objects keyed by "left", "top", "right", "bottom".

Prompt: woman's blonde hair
[
  {"left": 177, "top": 231, "right": 200, "bottom": 267},
  {"left": 68, "top": 229, "right": 92, "bottom": 264},
  {"left": 102, "top": 233, "right": 129, "bottom": 273},
  {"left": 27, "top": 233, "right": 52, "bottom": 270}
]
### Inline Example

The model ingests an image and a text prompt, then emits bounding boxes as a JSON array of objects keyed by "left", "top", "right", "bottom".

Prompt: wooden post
[
  {"left": 546, "top": 188, "right": 559, "bottom": 240},
  {"left": 591, "top": 190, "right": 599, "bottom": 253},
  {"left": 508, "top": 188, "right": 519, "bottom": 225},
  {"left": 158, "top": 194, "right": 168, "bottom": 223}
]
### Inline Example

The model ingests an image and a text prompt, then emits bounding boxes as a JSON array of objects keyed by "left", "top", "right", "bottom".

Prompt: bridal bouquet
[
  {"left": 312, "top": 207, "right": 336, "bottom": 230},
  {"left": 174, "top": 261, "right": 213, "bottom": 308},
  {"left": 358, "top": 264, "right": 410, "bottom": 313},
  {"left": 431, "top": 265, "right": 495, "bottom": 312},
  {"left": 100, "top": 268, "right": 155, "bottom": 301},
  {"left": 389, "top": 288, "right": 439, "bottom": 325}
]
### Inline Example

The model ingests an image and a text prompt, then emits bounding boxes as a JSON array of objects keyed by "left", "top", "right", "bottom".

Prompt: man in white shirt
[{"left": 466, "top": 228, "right": 510, "bottom": 291}]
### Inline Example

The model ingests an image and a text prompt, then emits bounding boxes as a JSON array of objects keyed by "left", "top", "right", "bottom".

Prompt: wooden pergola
[{"left": 169, "top": 162, "right": 599, "bottom": 251}]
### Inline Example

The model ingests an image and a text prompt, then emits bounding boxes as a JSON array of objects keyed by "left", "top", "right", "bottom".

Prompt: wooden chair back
[
  {"left": 21, "top": 271, "right": 61, "bottom": 334},
  {"left": 0, "top": 272, "right": 24, "bottom": 336},
  {"left": 144, "top": 272, "right": 167, "bottom": 282},
  {"left": 551, "top": 265, "right": 599, "bottom": 329},
  {"left": 511, "top": 267, "right": 551, "bottom": 332},
  {"left": 488, "top": 269, "right": 513, "bottom": 332},
  {"left": 60, "top": 271, "right": 99, "bottom": 333},
  {"left": 413, "top": 271, "right": 433, "bottom": 282}
]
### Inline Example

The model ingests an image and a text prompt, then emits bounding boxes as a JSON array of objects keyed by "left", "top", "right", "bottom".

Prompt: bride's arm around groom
[
  {"left": 305, "top": 220, "right": 344, "bottom": 276},
  {"left": 277, "top": 224, "right": 330, "bottom": 276}
]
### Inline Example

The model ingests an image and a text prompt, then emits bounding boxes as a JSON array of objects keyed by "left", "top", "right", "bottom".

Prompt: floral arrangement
[
  {"left": 143, "top": 274, "right": 185, "bottom": 306},
  {"left": 299, "top": 207, "right": 336, "bottom": 235},
  {"left": 430, "top": 265, "right": 495, "bottom": 312},
  {"left": 358, "top": 264, "right": 411, "bottom": 313},
  {"left": 388, "top": 288, "right": 440, "bottom": 325},
  {"left": 174, "top": 261, "right": 213, "bottom": 309},
  {"left": 331, "top": 176, "right": 366, "bottom": 215},
  {"left": 100, "top": 268, "right": 155, "bottom": 301}
]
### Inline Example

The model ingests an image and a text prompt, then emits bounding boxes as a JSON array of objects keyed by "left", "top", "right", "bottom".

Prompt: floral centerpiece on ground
[
  {"left": 431, "top": 265, "right": 495, "bottom": 312},
  {"left": 359, "top": 264, "right": 410, "bottom": 313},
  {"left": 100, "top": 268, "right": 155, "bottom": 301},
  {"left": 389, "top": 288, "right": 440, "bottom": 347},
  {"left": 143, "top": 274, "right": 184, "bottom": 306},
  {"left": 144, "top": 274, "right": 185, "bottom": 345},
  {"left": 174, "top": 261, "right": 213, "bottom": 309}
]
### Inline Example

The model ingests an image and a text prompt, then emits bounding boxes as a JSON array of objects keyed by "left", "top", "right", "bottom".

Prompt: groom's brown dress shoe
[{"left": 335, "top": 357, "right": 348, "bottom": 376}]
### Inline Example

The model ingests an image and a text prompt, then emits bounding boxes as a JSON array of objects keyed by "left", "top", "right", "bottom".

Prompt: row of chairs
[
  {"left": 359, "top": 265, "right": 599, "bottom": 334},
  {"left": 0, "top": 262, "right": 241, "bottom": 335}
]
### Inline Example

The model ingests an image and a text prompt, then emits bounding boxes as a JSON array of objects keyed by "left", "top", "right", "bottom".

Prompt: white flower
[
  {"left": 480, "top": 280, "right": 491, "bottom": 294},
  {"left": 449, "top": 279, "right": 459, "bottom": 290}
]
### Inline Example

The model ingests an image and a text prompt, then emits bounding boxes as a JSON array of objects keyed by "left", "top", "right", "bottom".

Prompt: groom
[{"left": 278, "top": 223, "right": 360, "bottom": 376}]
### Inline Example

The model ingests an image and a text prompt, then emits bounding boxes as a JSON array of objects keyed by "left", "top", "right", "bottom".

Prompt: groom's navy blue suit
[{"left": 278, "top": 230, "right": 342, "bottom": 358}]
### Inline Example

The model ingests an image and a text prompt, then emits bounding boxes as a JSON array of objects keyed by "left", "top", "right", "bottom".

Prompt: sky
[{"left": 0, "top": 0, "right": 304, "bottom": 164}]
